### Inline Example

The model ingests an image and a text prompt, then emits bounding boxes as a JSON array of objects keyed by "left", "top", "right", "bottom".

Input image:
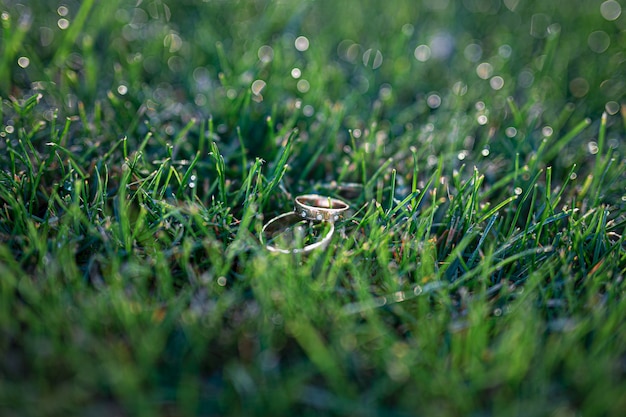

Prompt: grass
[{"left": 1, "top": 0, "right": 625, "bottom": 416}]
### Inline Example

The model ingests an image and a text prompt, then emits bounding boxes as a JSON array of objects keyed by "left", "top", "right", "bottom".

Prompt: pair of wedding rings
[{"left": 261, "top": 194, "right": 349, "bottom": 254}]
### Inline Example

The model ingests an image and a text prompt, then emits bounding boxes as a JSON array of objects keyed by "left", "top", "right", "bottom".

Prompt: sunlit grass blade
[
  {"left": 52, "top": 0, "right": 97, "bottom": 67},
  {"left": 0, "top": 11, "right": 31, "bottom": 93},
  {"left": 543, "top": 117, "right": 591, "bottom": 163}
]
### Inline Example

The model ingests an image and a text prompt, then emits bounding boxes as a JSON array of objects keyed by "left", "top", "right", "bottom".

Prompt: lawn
[{"left": 1, "top": 0, "right": 625, "bottom": 416}]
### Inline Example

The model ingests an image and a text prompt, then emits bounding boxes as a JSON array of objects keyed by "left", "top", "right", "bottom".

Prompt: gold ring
[
  {"left": 261, "top": 212, "right": 335, "bottom": 254},
  {"left": 294, "top": 194, "right": 349, "bottom": 222}
]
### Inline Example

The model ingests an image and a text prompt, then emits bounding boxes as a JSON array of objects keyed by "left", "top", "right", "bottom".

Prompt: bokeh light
[
  {"left": 295, "top": 36, "right": 309, "bottom": 51},
  {"left": 600, "top": 0, "right": 621, "bottom": 20}
]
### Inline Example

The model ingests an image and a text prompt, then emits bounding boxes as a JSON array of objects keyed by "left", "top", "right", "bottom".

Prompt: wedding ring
[
  {"left": 261, "top": 211, "right": 335, "bottom": 254},
  {"left": 294, "top": 194, "right": 349, "bottom": 222}
]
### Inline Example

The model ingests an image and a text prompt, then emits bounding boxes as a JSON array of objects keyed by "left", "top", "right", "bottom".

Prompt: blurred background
[{"left": 1, "top": 0, "right": 625, "bottom": 184}]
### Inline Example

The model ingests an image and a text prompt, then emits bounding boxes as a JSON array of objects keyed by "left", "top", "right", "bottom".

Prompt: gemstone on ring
[{"left": 294, "top": 194, "right": 349, "bottom": 223}]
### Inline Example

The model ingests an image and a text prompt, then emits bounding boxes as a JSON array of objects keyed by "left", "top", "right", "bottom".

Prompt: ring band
[
  {"left": 261, "top": 211, "right": 335, "bottom": 254},
  {"left": 294, "top": 194, "right": 349, "bottom": 222}
]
